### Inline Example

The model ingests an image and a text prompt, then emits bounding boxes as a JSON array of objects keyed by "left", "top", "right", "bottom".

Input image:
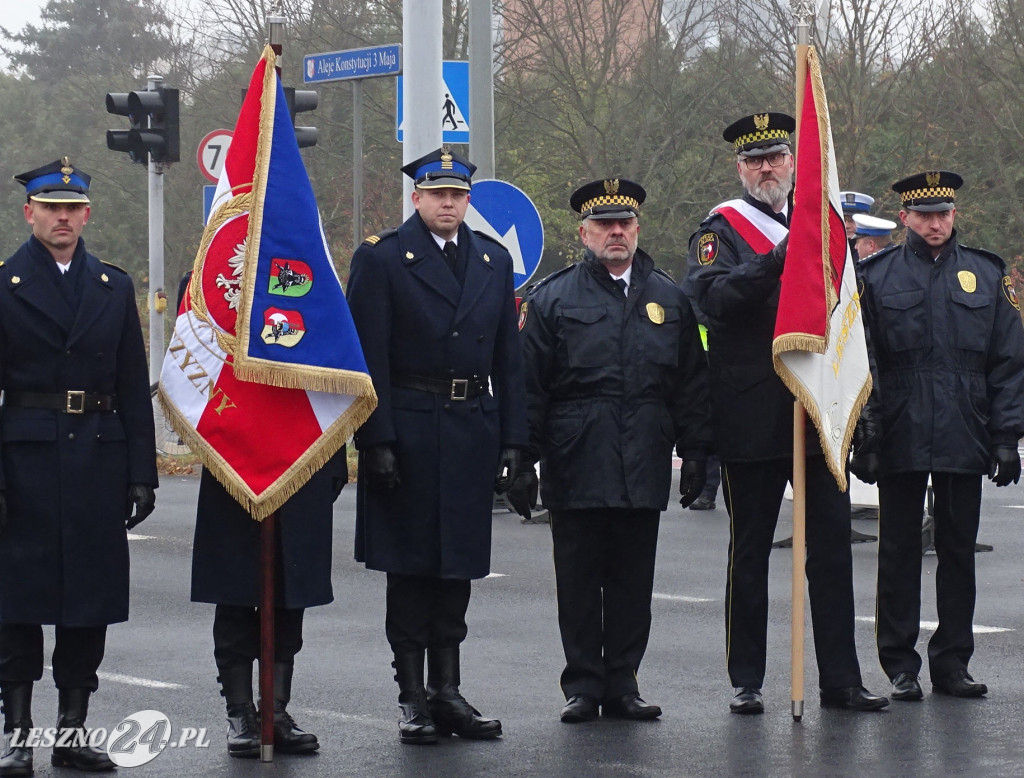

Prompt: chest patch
[
  {"left": 1003, "top": 276, "right": 1020, "bottom": 311},
  {"left": 697, "top": 233, "right": 719, "bottom": 266}
]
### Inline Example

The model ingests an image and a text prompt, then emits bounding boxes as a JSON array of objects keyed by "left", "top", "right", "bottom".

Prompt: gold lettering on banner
[
  {"left": 167, "top": 334, "right": 235, "bottom": 414},
  {"left": 831, "top": 291, "right": 863, "bottom": 378}
]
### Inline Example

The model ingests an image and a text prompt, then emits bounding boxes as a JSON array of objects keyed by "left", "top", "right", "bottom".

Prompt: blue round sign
[{"left": 463, "top": 179, "right": 544, "bottom": 290}]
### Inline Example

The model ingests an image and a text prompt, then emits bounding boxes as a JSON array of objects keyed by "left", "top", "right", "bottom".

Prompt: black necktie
[
  {"left": 614, "top": 277, "right": 628, "bottom": 296},
  {"left": 443, "top": 241, "right": 457, "bottom": 274}
]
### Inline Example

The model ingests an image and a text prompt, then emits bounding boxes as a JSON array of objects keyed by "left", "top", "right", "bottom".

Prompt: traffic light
[
  {"left": 284, "top": 87, "right": 318, "bottom": 149},
  {"left": 105, "top": 86, "right": 180, "bottom": 164}
]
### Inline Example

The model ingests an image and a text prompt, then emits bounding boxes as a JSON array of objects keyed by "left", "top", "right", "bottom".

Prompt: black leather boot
[
  {"left": 393, "top": 651, "right": 436, "bottom": 744},
  {"left": 426, "top": 647, "right": 501, "bottom": 739},
  {"left": 50, "top": 688, "right": 115, "bottom": 771},
  {"left": 271, "top": 663, "right": 318, "bottom": 754},
  {"left": 218, "top": 665, "right": 259, "bottom": 758},
  {"left": 0, "top": 683, "right": 33, "bottom": 777}
]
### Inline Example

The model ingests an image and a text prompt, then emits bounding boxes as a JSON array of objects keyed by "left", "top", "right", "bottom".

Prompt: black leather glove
[
  {"left": 989, "top": 445, "right": 1021, "bottom": 487},
  {"left": 506, "top": 469, "right": 538, "bottom": 520},
  {"left": 769, "top": 235, "right": 789, "bottom": 274},
  {"left": 849, "top": 406, "right": 881, "bottom": 484},
  {"left": 0, "top": 491, "right": 7, "bottom": 534},
  {"left": 849, "top": 451, "right": 880, "bottom": 485},
  {"left": 363, "top": 444, "right": 400, "bottom": 490},
  {"left": 679, "top": 460, "right": 707, "bottom": 508},
  {"left": 126, "top": 484, "right": 156, "bottom": 530},
  {"left": 494, "top": 448, "right": 524, "bottom": 494}
]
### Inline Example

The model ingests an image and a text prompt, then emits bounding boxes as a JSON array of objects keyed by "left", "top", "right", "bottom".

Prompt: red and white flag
[
  {"left": 158, "top": 46, "right": 376, "bottom": 518},
  {"left": 772, "top": 45, "right": 871, "bottom": 492}
]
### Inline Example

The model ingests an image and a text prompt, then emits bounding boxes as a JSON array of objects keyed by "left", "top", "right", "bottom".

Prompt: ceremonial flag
[
  {"left": 772, "top": 45, "right": 871, "bottom": 492},
  {"left": 158, "top": 45, "right": 376, "bottom": 518}
]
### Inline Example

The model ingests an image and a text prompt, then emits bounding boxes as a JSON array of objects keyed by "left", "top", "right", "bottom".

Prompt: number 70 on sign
[{"left": 197, "top": 129, "right": 234, "bottom": 184}]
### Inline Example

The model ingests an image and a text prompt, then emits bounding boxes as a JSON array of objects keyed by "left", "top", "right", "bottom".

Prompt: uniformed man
[
  {"left": 190, "top": 451, "right": 347, "bottom": 757},
  {"left": 840, "top": 190, "right": 875, "bottom": 259},
  {"left": 346, "top": 147, "right": 528, "bottom": 744},
  {"left": 512, "top": 178, "right": 711, "bottom": 723},
  {"left": 852, "top": 213, "right": 897, "bottom": 259},
  {"left": 683, "top": 114, "right": 888, "bottom": 714},
  {"left": 851, "top": 171, "right": 1024, "bottom": 701},
  {"left": 0, "top": 159, "right": 157, "bottom": 773}
]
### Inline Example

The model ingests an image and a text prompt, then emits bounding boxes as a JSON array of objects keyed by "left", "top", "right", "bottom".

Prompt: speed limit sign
[{"left": 197, "top": 130, "right": 233, "bottom": 183}]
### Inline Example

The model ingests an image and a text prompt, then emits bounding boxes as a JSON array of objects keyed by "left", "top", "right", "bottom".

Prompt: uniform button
[
  {"left": 448, "top": 369, "right": 455, "bottom": 376},
  {"left": 68, "top": 433, "right": 75, "bottom": 440},
  {"left": 477, "top": 335, "right": 485, "bottom": 343},
  {"left": 444, "top": 403, "right": 451, "bottom": 410},
  {"left": 451, "top": 331, "right": 459, "bottom": 339},
  {"left": 471, "top": 403, "right": 479, "bottom": 410},
  {"left": 65, "top": 350, "right": 72, "bottom": 356}
]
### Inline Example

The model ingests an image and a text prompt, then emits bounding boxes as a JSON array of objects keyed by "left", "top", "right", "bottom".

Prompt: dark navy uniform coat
[
  {"left": 190, "top": 449, "right": 347, "bottom": 609},
  {"left": 346, "top": 213, "right": 527, "bottom": 580},
  {"left": 683, "top": 194, "right": 817, "bottom": 461},
  {"left": 519, "top": 249, "right": 711, "bottom": 510},
  {"left": 0, "top": 236, "right": 157, "bottom": 626},
  {"left": 858, "top": 229, "right": 1024, "bottom": 474}
]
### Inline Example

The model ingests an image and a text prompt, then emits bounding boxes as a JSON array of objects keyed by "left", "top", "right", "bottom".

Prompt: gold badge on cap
[
  {"left": 604, "top": 179, "right": 619, "bottom": 195},
  {"left": 754, "top": 113, "right": 770, "bottom": 130},
  {"left": 440, "top": 150, "right": 453, "bottom": 170},
  {"left": 1003, "top": 276, "right": 1020, "bottom": 310},
  {"left": 646, "top": 302, "right": 665, "bottom": 325},
  {"left": 926, "top": 171, "right": 941, "bottom": 187},
  {"left": 958, "top": 270, "right": 976, "bottom": 293},
  {"left": 61, "top": 156, "right": 73, "bottom": 185}
]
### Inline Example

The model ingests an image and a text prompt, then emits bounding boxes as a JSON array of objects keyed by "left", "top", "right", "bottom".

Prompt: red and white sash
[{"left": 710, "top": 199, "right": 788, "bottom": 253}]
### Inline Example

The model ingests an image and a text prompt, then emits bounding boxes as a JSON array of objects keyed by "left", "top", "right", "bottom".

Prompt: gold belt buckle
[
  {"left": 66, "top": 390, "right": 85, "bottom": 414},
  {"left": 450, "top": 379, "right": 469, "bottom": 401}
]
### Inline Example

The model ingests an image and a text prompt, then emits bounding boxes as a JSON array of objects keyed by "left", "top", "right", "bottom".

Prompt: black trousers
[
  {"left": 212, "top": 605, "right": 304, "bottom": 671},
  {"left": 0, "top": 624, "right": 107, "bottom": 691},
  {"left": 876, "top": 472, "right": 982, "bottom": 682},
  {"left": 550, "top": 508, "right": 660, "bottom": 701},
  {"left": 721, "top": 458, "right": 862, "bottom": 690},
  {"left": 385, "top": 573, "right": 471, "bottom": 653}
]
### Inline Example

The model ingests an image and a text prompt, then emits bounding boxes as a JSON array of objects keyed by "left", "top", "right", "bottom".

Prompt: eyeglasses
[{"left": 740, "top": 152, "right": 790, "bottom": 170}]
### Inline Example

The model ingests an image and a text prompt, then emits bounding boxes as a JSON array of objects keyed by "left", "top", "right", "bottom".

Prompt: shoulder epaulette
[
  {"left": 652, "top": 267, "right": 676, "bottom": 283},
  {"left": 100, "top": 260, "right": 128, "bottom": 274},
  {"left": 523, "top": 263, "right": 578, "bottom": 298},
  {"left": 473, "top": 230, "right": 507, "bottom": 251},
  {"left": 857, "top": 243, "right": 899, "bottom": 265},
  {"left": 961, "top": 245, "right": 1007, "bottom": 269},
  {"left": 362, "top": 228, "right": 398, "bottom": 246}
]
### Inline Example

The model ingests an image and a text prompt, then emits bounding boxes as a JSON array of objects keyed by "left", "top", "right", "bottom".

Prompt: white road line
[
  {"left": 653, "top": 593, "right": 713, "bottom": 603},
  {"left": 126, "top": 533, "right": 157, "bottom": 540},
  {"left": 856, "top": 616, "right": 1012, "bottom": 634},
  {"left": 485, "top": 572, "right": 507, "bottom": 578},
  {"left": 43, "top": 667, "right": 186, "bottom": 690}
]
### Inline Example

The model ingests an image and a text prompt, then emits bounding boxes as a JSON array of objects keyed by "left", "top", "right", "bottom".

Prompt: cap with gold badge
[
  {"left": 400, "top": 146, "right": 476, "bottom": 191},
  {"left": 14, "top": 157, "right": 91, "bottom": 203},
  {"left": 722, "top": 112, "right": 796, "bottom": 157},
  {"left": 570, "top": 178, "right": 646, "bottom": 220},
  {"left": 891, "top": 170, "right": 963, "bottom": 212}
]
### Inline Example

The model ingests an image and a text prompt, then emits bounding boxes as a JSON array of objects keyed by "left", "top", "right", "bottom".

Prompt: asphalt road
[{"left": 17, "top": 473, "right": 1024, "bottom": 776}]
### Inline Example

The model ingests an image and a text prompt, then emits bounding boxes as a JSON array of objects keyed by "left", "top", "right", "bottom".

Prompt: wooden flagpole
[
  {"left": 260, "top": 510, "right": 277, "bottom": 760},
  {"left": 791, "top": 3, "right": 813, "bottom": 724}
]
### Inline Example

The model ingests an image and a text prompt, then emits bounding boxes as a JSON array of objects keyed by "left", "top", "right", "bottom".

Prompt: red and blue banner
[{"left": 158, "top": 45, "right": 376, "bottom": 518}]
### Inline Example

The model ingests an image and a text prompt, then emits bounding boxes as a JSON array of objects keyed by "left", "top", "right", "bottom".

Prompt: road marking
[
  {"left": 485, "top": 572, "right": 508, "bottom": 578},
  {"left": 127, "top": 533, "right": 157, "bottom": 540},
  {"left": 653, "top": 593, "right": 713, "bottom": 603},
  {"left": 856, "top": 616, "right": 1012, "bottom": 634},
  {"left": 44, "top": 667, "right": 185, "bottom": 690}
]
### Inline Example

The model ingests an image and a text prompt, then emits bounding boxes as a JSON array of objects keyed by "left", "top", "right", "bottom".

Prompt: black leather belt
[
  {"left": 391, "top": 374, "right": 488, "bottom": 401},
  {"left": 4, "top": 390, "right": 118, "bottom": 414}
]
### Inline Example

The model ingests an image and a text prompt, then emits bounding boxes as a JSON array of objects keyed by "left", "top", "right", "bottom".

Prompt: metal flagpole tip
[
  {"left": 261, "top": 745, "right": 274, "bottom": 761},
  {"left": 792, "top": 700, "right": 804, "bottom": 721}
]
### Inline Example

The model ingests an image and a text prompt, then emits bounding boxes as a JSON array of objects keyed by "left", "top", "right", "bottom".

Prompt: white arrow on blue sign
[
  {"left": 463, "top": 179, "right": 544, "bottom": 291},
  {"left": 396, "top": 60, "right": 469, "bottom": 144}
]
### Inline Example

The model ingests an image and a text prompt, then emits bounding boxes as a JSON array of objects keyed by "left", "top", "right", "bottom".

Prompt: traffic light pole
[{"left": 147, "top": 73, "right": 166, "bottom": 385}]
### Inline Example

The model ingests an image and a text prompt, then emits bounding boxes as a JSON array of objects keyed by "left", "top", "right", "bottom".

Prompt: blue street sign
[
  {"left": 203, "top": 185, "right": 216, "bottom": 225},
  {"left": 463, "top": 179, "right": 544, "bottom": 290},
  {"left": 303, "top": 44, "right": 402, "bottom": 84},
  {"left": 396, "top": 60, "right": 469, "bottom": 143}
]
